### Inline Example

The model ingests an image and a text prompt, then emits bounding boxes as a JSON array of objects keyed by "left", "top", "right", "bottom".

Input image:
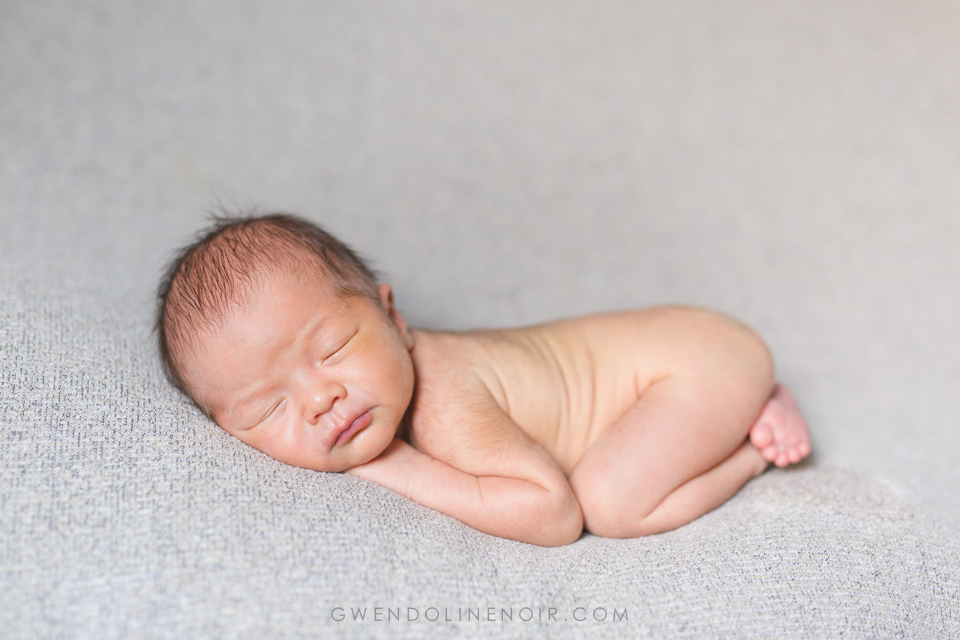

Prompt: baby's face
[{"left": 181, "top": 270, "right": 415, "bottom": 473}]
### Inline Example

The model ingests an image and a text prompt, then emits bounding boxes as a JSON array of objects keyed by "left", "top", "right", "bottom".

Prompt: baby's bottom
[{"left": 568, "top": 383, "right": 810, "bottom": 538}]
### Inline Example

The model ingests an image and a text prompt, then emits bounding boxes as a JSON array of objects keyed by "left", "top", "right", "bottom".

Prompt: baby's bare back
[{"left": 405, "top": 307, "right": 756, "bottom": 475}]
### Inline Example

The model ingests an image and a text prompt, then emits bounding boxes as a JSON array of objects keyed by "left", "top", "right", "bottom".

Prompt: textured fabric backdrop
[{"left": 2, "top": 1, "right": 959, "bottom": 637}]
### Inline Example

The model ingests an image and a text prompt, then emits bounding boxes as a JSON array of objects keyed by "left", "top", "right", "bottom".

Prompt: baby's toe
[
  {"left": 761, "top": 444, "right": 779, "bottom": 463},
  {"left": 750, "top": 421, "right": 775, "bottom": 449}
]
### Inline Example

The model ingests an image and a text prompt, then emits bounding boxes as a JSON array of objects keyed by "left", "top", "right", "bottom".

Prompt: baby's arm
[{"left": 347, "top": 397, "right": 583, "bottom": 547}]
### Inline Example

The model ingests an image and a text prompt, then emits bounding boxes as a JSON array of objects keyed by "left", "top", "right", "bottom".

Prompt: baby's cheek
[
  {"left": 234, "top": 423, "right": 313, "bottom": 470},
  {"left": 351, "top": 419, "right": 397, "bottom": 466}
]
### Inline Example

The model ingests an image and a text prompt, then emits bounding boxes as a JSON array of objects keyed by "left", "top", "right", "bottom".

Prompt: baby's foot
[{"left": 749, "top": 384, "right": 811, "bottom": 468}]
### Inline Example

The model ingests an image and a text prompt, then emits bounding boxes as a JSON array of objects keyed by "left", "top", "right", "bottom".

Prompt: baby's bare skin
[
  {"left": 183, "top": 270, "right": 811, "bottom": 547},
  {"left": 352, "top": 308, "right": 810, "bottom": 543}
]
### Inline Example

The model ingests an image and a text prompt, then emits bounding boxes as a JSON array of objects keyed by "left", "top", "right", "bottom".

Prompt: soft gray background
[{"left": 2, "top": 1, "right": 959, "bottom": 638}]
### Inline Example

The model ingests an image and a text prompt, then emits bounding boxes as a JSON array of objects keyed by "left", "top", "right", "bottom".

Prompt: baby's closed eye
[
  {"left": 238, "top": 396, "right": 285, "bottom": 430},
  {"left": 319, "top": 330, "right": 358, "bottom": 365}
]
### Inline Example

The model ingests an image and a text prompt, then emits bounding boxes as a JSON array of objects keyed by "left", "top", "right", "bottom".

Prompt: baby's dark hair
[{"left": 155, "top": 212, "right": 378, "bottom": 404}]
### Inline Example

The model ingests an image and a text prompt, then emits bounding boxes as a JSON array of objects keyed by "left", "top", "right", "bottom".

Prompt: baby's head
[{"left": 156, "top": 213, "right": 415, "bottom": 472}]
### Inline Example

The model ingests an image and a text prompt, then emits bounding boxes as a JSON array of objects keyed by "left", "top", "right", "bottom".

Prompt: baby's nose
[{"left": 303, "top": 380, "right": 347, "bottom": 424}]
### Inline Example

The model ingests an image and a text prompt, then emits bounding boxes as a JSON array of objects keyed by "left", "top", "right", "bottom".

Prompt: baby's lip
[{"left": 327, "top": 409, "right": 373, "bottom": 447}]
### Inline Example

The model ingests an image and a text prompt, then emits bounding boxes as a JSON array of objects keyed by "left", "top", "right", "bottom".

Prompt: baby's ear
[{"left": 377, "top": 284, "right": 414, "bottom": 350}]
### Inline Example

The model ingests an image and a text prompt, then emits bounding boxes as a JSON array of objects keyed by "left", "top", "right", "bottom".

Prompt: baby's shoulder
[{"left": 407, "top": 329, "right": 510, "bottom": 399}]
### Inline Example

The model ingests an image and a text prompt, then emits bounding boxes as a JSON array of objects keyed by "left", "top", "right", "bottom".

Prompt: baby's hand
[
  {"left": 345, "top": 438, "right": 426, "bottom": 500},
  {"left": 749, "top": 384, "right": 812, "bottom": 468}
]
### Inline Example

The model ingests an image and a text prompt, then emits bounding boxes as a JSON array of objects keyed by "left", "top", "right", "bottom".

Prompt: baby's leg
[
  {"left": 748, "top": 384, "right": 811, "bottom": 467},
  {"left": 570, "top": 379, "right": 797, "bottom": 538},
  {"left": 627, "top": 440, "right": 769, "bottom": 535}
]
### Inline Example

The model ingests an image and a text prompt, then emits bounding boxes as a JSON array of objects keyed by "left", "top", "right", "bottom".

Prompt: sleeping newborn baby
[{"left": 157, "top": 213, "right": 811, "bottom": 546}]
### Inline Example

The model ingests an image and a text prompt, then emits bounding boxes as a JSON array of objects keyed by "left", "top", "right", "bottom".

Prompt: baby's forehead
[
  {"left": 194, "top": 269, "right": 347, "bottom": 355},
  {"left": 230, "top": 264, "right": 343, "bottom": 316},
  {"left": 210, "top": 252, "right": 333, "bottom": 306}
]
